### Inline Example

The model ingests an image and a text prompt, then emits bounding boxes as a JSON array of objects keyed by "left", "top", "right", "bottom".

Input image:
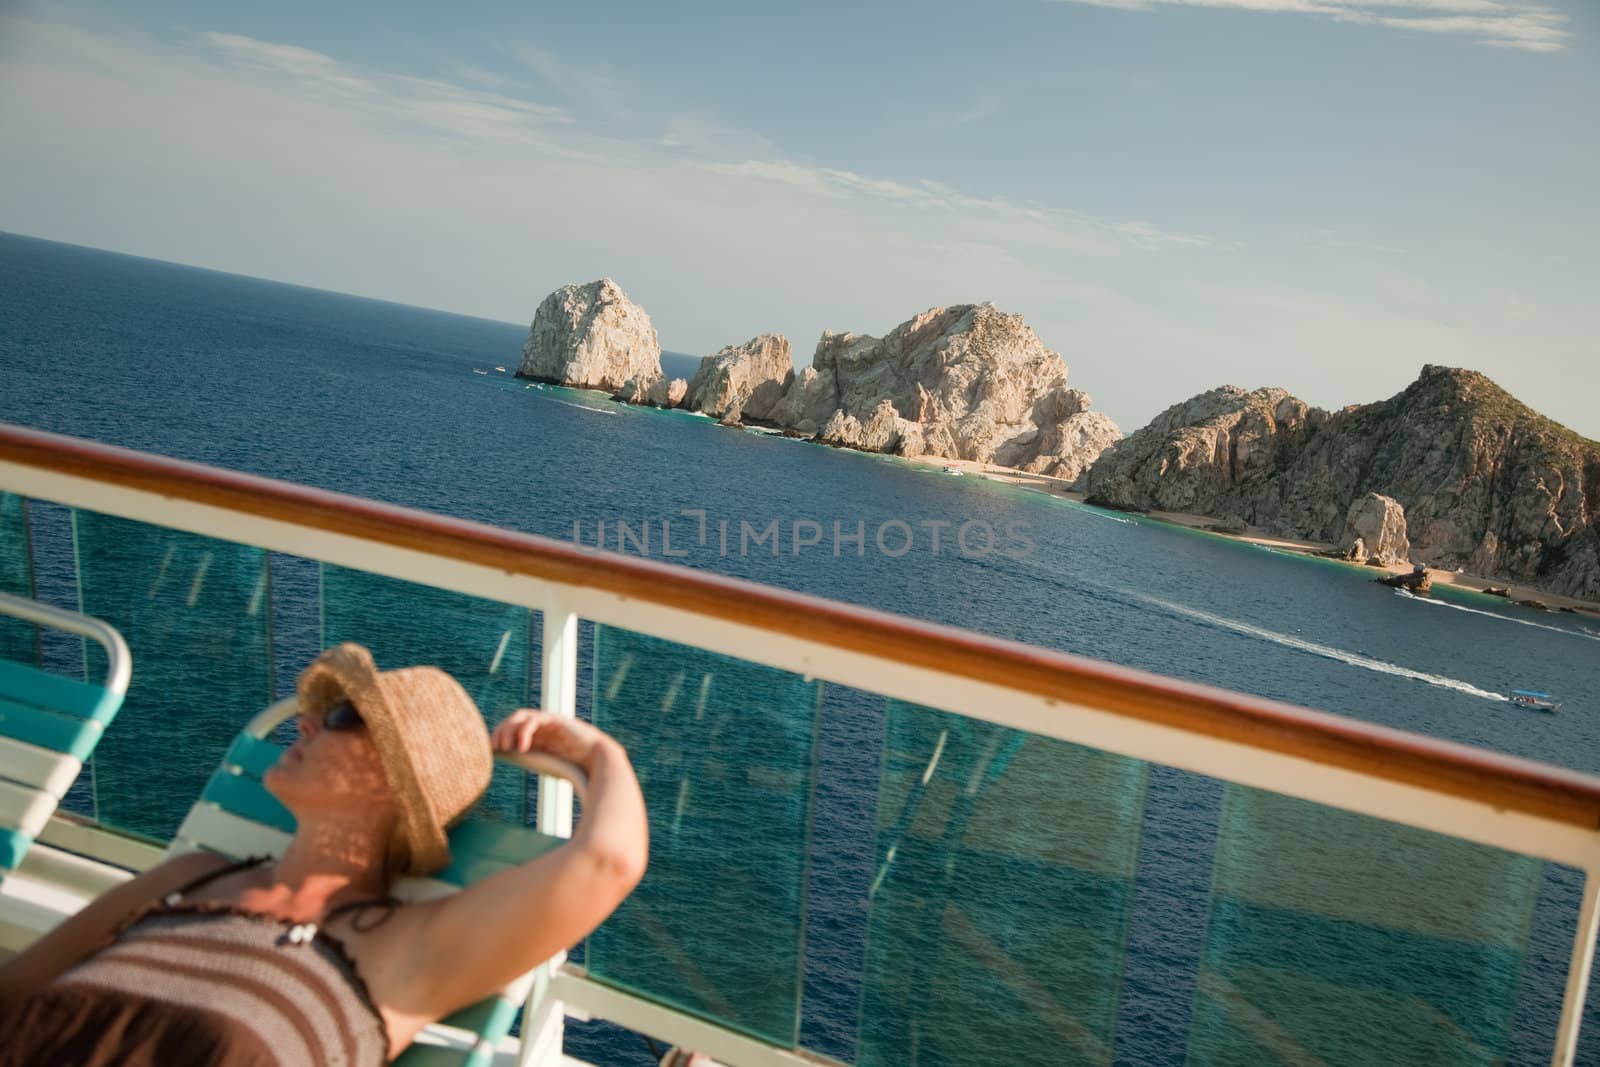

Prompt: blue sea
[{"left": 3, "top": 231, "right": 1599, "bottom": 1065}]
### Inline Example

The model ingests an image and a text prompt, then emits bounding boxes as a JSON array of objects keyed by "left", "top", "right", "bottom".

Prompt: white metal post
[
  {"left": 1553, "top": 867, "right": 1600, "bottom": 1065},
  {"left": 519, "top": 603, "right": 580, "bottom": 1067},
  {"left": 537, "top": 604, "right": 579, "bottom": 838}
]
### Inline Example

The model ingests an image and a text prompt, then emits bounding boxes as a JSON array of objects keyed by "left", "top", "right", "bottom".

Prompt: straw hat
[{"left": 296, "top": 642, "right": 492, "bottom": 875}]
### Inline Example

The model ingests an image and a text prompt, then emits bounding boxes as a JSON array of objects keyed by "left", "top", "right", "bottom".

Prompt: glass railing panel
[
  {"left": 858, "top": 702, "right": 1148, "bottom": 1067},
  {"left": 1188, "top": 785, "right": 1542, "bottom": 1066},
  {"left": 72, "top": 510, "right": 273, "bottom": 839},
  {"left": 585, "top": 624, "right": 822, "bottom": 1046},
  {"left": 319, "top": 565, "right": 534, "bottom": 825},
  {"left": 0, "top": 492, "right": 37, "bottom": 664}
]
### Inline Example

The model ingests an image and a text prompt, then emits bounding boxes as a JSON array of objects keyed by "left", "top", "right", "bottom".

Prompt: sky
[{"left": 2, "top": 0, "right": 1596, "bottom": 437}]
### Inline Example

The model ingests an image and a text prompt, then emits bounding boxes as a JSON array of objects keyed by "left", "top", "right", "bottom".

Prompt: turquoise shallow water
[{"left": 3, "top": 232, "right": 1599, "bottom": 1064}]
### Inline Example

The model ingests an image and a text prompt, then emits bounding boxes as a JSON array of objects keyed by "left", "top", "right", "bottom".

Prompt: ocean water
[{"left": 3, "top": 231, "right": 1599, "bottom": 1065}]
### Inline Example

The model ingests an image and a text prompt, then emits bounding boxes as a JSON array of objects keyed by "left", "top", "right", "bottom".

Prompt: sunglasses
[{"left": 321, "top": 699, "right": 366, "bottom": 732}]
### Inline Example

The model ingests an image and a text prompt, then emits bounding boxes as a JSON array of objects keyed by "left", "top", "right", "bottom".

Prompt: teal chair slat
[
  {"left": 0, "top": 697, "right": 104, "bottom": 761},
  {"left": 201, "top": 770, "right": 297, "bottom": 833},
  {"left": 440, "top": 992, "right": 519, "bottom": 1034},
  {"left": 224, "top": 734, "right": 285, "bottom": 778},
  {"left": 390, "top": 995, "right": 519, "bottom": 1067},
  {"left": 434, "top": 821, "right": 564, "bottom": 887},
  {"left": 448, "top": 819, "right": 564, "bottom": 866},
  {"left": 0, "top": 827, "right": 32, "bottom": 870},
  {"left": 0, "top": 659, "right": 114, "bottom": 721},
  {"left": 391, "top": 1047, "right": 465, "bottom": 1067},
  {"left": 392, "top": 1043, "right": 493, "bottom": 1067}
]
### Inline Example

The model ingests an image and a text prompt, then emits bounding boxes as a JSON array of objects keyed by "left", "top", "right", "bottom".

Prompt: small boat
[
  {"left": 1509, "top": 690, "right": 1561, "bottom": 712},
  {"left": 472, "top": 368, "right": 489, "bottom": 375},
  {"left": 495, "top": 366, "right": 507, "bottom": 373},
  {"left": 942, "top": 467, "right": 964, "bottom": 477}
]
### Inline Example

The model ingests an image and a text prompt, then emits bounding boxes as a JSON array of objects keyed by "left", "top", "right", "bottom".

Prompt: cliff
[
  {"left": 1084, "top": 366, "right": 1600, "bottom": 600},
  {"left": 684, "top": 335, "right": 793, "bottom": 421},
  {"left": 1082, "top": 386, "right": 1327, "bottom": 514}
]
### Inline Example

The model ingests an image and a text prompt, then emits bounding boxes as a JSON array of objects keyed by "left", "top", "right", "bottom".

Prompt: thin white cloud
[
  {"left": 201, "top": 32, "right": 376, "bottom": 94},
  {"left": 503, "top": 41, "right": 635, "bottom": 123},
  {"left": 704, "top": 158, "right": 1218, "bottom": 255},
  {"left": 1054, "top": 0, "right": 1571, "bottom": 52},
  {"left": 197, "top": 30, "right": 575, "bottom": 147}
]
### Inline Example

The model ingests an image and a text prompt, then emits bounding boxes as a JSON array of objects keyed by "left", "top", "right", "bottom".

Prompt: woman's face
[{"left": 264, "top": 702, "right": 397, "bottom": 816}]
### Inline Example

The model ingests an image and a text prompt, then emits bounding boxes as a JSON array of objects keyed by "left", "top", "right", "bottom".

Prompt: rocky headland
[{"left": 1084, "top": 366, "right": 1600, "bottom": 602}]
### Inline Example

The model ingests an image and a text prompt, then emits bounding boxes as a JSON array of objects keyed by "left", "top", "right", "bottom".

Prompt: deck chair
[
  {"left": 169, "top": 694, "right": 589, "bottom": 1067},
  {"left": 0, "top": 590, "right": 131, "bottom": 878}
]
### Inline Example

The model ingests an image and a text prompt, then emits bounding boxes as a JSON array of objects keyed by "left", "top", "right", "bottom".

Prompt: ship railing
[{"left": 1, "top": 421, "right": 1599, "bottom": 1066}]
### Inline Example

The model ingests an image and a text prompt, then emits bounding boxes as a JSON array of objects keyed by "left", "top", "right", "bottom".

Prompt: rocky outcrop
[
  {"left": 817, "top": 399, "right": 904, "bottom": 453},
  {"left": 1340, "top": 493, "right": 1409, "bottom": 566},
  {"left": 658, "top": 378, "right": 688, "bottom": 409},
  {"left": 614, "top": 376, "right": 687, "bottom": 409},
  {"left": 517, "top": 279, "right": 661, "bottom": 393},
  {"left": 995, "top": 385, "right": 1123, "bottom": 484},
  {"left": 685, "top": 335, "right": 793, "bottom": 420},
  {"left": 1084, "top": 387, "right": 1327, "bottom": 513},
  {"left": 765, "top": 304, "right": 1119, "bottom": 477},
  {"left": 1084, "top": 366, "right": 1600, "bottom": 600},
  {"left": 1379, "top": 565, "right": 1433, "bottom": 594}
]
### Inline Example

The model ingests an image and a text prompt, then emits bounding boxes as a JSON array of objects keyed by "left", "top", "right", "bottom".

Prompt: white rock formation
[
  {"left": 1341, "top": 492, "right": 1410, "bottom": 566},
  {"left": 685, "top": 335, "right": 793, "bottom": 420},
  {"left": 818, "top": 399, "right": 904, "bottom": 453},
  {"left": 517, "top": 279, "right": 661, "bottom": 392},
  {"left": 613, "top": 376, "right": 688, "bottom": 409},
  {"left": 770, "top": 304, "right": 1119, "bottom": 476},
  {"left": 995, "top": 385, "right": 1123, "bottom": 484}
]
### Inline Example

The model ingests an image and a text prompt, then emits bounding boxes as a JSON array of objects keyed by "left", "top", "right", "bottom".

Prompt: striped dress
[{"left": 0, "top": 859, "right": 390, "bottom": 1066}]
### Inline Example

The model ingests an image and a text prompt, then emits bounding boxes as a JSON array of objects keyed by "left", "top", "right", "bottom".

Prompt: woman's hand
[{"left": 492, "top": 708, "right": 614, "bottom": 770}]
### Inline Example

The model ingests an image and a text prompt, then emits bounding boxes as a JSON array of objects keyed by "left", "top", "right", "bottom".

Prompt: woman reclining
[{"left": 0, "top": 642, "right": 648, "bottom": 1066}]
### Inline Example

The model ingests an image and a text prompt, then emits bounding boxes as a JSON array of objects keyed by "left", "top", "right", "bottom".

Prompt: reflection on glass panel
[
  {"left": 1189, "top": 786, "right": 1541, "bottom": 1066},
  {"left": 859, "top": 703, "right": 1148, "bottom": 1067},
  {"left": 320, "top": 565, "right": 533, "bottom": 825},
  {"left": 0, "top": 493, "right": 37, "bottom": 664},
  {"left": 586, "top": 625, "right": 821, "bottom": 1045},
  {"left": 73, "top": 510, "right": 272, "bottom": 839}
]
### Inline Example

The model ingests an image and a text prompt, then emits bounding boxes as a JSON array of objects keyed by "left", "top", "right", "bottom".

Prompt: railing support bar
[
  {"left": 537, "top": 603, "right": 579, "bottom": 837},
  {"left": 1553, "top": 866, "right": 1600, "bottom": 1065},
  {"left": 519, "top": 602, "right": 580, "bottom": 1067}
]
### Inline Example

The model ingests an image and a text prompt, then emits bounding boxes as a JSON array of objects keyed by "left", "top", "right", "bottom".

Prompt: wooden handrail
[{"left": 5, "top": 421, "right": 1600, "bottom": 830}]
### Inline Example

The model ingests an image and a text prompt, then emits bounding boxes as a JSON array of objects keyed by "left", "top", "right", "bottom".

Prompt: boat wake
[
  {"left": 1069, "top": 504, "right": 1134, "bottom": 526},
  {"left": 1393, "top": 588, "right": 1600, "bottom": 642},
  {"left": 1132, "top": 592, "right": 1510, "bottom": 703},
  {"left": 546, "top": 398, "right": 620, "bottom": 416}
]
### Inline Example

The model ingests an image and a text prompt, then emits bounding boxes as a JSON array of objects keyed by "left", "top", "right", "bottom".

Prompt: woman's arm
[
  {"left": 0, "top": 850, "right": 230, "bottom": 1002},
  {"left": 394, "top": 709, "right": 648, "bottom": 1017}
]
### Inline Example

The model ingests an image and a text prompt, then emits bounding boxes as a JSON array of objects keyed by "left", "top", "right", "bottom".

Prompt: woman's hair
[{"left": 383, "top": 828, "right": 414, "bottom": 881}]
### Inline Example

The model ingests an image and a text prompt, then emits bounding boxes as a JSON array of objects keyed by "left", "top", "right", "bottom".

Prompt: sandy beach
[{"left": 898, "top": 452, "right": 1600, "bottom": 617}]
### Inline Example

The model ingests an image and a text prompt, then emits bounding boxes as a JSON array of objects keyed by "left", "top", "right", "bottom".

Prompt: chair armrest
[{"left": 0, "top": 590, "right": 130, "bottom": 698}]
